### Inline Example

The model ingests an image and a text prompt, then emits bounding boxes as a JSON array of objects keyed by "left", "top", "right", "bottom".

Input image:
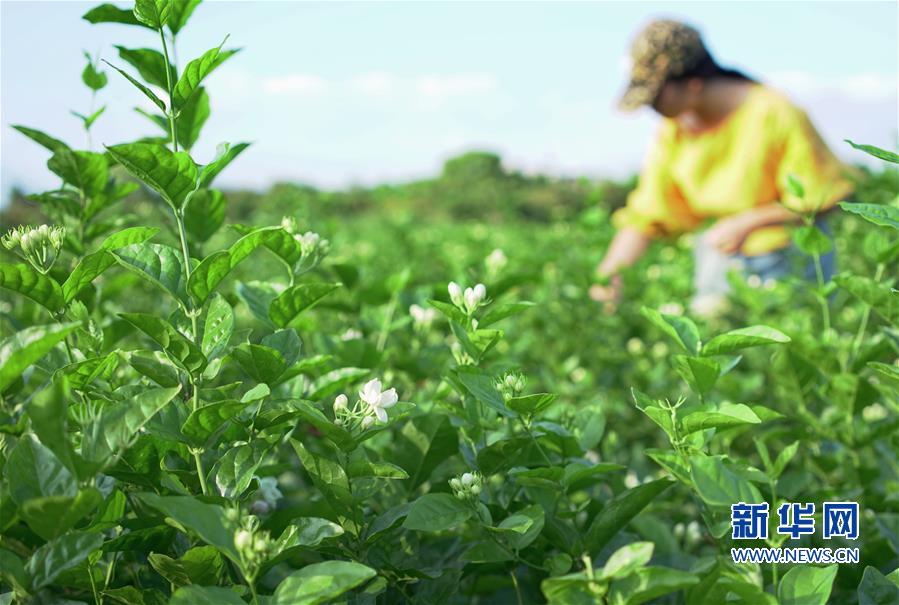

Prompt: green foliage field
[{"left": 1, "top": 2, "right": 897, "bottom": 604}]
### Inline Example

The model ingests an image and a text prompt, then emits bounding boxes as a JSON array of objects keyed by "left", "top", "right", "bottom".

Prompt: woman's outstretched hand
[{"left": 589, "top": 274, "right": 623, "bottom": 313}]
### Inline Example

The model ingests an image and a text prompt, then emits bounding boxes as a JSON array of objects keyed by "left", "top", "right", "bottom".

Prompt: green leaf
[
  {"left": 478, "top": 301, "right": 535, "bottom": 327},
  {"left": 48, "top": 149, "right": 108, "bottom": 197},
  {"left": 103, "top": 60, "right": 167, "bottom": 112},
  {"left": 63, "top": 251, "right": 115, "bottom": 302},
  {"left": 81, "top": 52, "right": 108, "bottom": 91},
  {"left": 173, "top": 40, "right": 240, "bottom": 109},
  {"left": 584, "top": 479, "right": 674, "bottom": 555},
  {"left": 858, "top": 566, "right": 899, "bottom": 605},
  {"left": 290, "top": 440, "right": 354, "bottom": 522},
  {"left": 212, "top": 440, "right": 272, "bottom": 498},
  {"left": 20, "top": 488, "right": 102, "bottom": 541},
  {"left": 7, "top": 434, "right": 77, "bottom": 505},
  {"left": 307, "top": 367, "right": 369, "bottom": 401},
  {"left": 231, "top": 224, "right": 304, "bottom": 265},
  {"left": 777, "top": 564, "right": 838, "bottom": 605},
  {"left": 101, "top": 226, "right": 160, "bottom": 249},
  {"left": 427, "top": 299, "right": 467, "bottom": 324},
  {"left": 680, "top": 403, "right": 761, "bottom": 435},
  {"left": 181, "top": 399, "right": 251, "bottom": 446},
  {"left": 148, "top": 546, "right": 224, "bottom": 588},
  {"left": 233, "top": 344, "right": 286, "bottom": 384},
  {"left": 26, "top": 530, "right": 104, "bottom": 590},
  {"left": 840, "top": 202, "right": 899, "bottom": 230},
  {"left": 640, "top": 307, "right": 701, "bottom": 354},
  {"left": 129, "top": 350, "right": 182, "bottom": 387},
  {"left": 12, "top": 124, "right": 70, "bottom": 153},
  {"left": 293, "top": 402, "right": 355, "bottom": 451},
  {"left": 786, "top": 173, "right": 806, "bottom": 199},
  {"left": 105, "top": 143, "right": 198, "bottom": 210},
  {"left": 506, "top": 393, "right": 557, "bottom": 416},
  {"left": 0, "top": 262, "right": 64, "bottom": 311},
  {"left": 702, "top": 325, "right": 791, "bottom": 356},
  {"left": 836, "top": 274, "right": 898, "bottom": 325},
  {"left": 188, "top": 227, "right": 288, "bottom": 304},
  {"left": 403, "top": 493, "right": 472, "bottom": 532},
  {"left": 200, "top": 293, "right": 234, "bottom": 358},
  {"left": 83, "top": 3, "right": 148, "bottom": 27},
  {"left": 114, "top": 46, "right": 173, "bottom": 88},
  {"left": 27, "top": 377, "right": 77, "bottom": 472},
  {"left": 273, "top": 561, "right": 377, "bottom": 605},
  {"left": 112, "top": 243, "right": 188, "bottom": 305},
  {"left": 0, "top": 548, "right": 29, "bottom": 596},
  {"left": 269, "top": 283, "right": 341, "bottom": 328},
  {"left": 608, "top": 567, "right": 698, "bottom": 605},
  {"left": 846, "top": 139, "right": 899, "bottom": 164},
  {"left": 601, "top": 542, "right": 654, "bottom": 580},
  {"left": 393, "top": 414, "right": 458, "bottom": 489},
  {"left": 119, "top": 313, "right": 205, "bottom": 373},
  {"left": 793, "top": 225, "right": 833, "bottom": 256},
  {"left": 672, "top": 355, "right": 720, "bottom": 395},
  {"left": 175, "top": 87, "right": 211, "bottom": 150},
  {"left": 168, "top": 0, "right": 202, "bottom": 35},
  {"left": 197, "top": 142, "right": 250, "bottom": 189},
  {"left": 168, "top": 586, "right": 244, "bottom": 605},
  {"left": 451, "top": 366, "right": 510, "bottom": 416},
  {"left": 81, "top": 386, "right": 182, "bottom": 464},
  {"left": 137, "top": 494, "right": 238, "bottom": 560},
  {"left": 689, "top": 454, "right": 762, "bottom": 508},
  {"left": 72, "top": 105, "right": 107, "bottom": 129},
  {"left": 133, "top": 0, "right": 171, "bottom": 28},
  {"left": 0, "top": 323, "right": 78, "bottom": 392},
  {"left": 274, "top": 518, "right": 344, "bottom": 552},
  {"left": 184, "top": 188, "right": 225, "bottom": 242}
]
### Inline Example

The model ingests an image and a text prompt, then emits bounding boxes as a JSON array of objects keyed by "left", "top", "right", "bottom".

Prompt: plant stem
[
  {"left": 848, "top": 262, "right": 884, "bottom": 366},
  {"left": 193, "top": 449, "right": 209, "bottom": 496},
  {"left": 522, "top": 420, "right": 552, "bottom": 466},
  {"left": 812, "top": 253, "right": 831, "bottom": 336},
  {"left": 158, "top": 27, "right": 178, "bottom": 153},
  {"left": 510, "top": 569, "right": 524, "bottom": 605}
]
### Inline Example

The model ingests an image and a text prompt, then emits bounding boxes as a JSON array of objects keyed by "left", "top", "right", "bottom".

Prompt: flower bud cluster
[
  {"left": 495, "top": 371, "right": 526, "bottom": 402},
  {"left": 409, "top": 304, "right": 437, "bottom": 330},
  {"left": 332, "top": 378, "right": 400, "bottom": 431},
  {"left": 2, "top": 225, "right": 65, "bottom": 274},
  {"left": 280, "top": 216, "right": 330, "bottom": 271},
  {"left": 448, "top": 281, "right": 487, "bottom": 314},
  {"left": 673, "top": 521, "right": 703, "bottom": 547},
  {"left": 227, "top": 511, "right": 272, "bottom": 573},
  {"left": 449, "top": 471, "right": 483, "bottom": 500}
]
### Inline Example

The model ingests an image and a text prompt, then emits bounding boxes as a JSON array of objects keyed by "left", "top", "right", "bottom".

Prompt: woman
[{"left": 591, "top": 19, "right": 854, "bottom": 314}]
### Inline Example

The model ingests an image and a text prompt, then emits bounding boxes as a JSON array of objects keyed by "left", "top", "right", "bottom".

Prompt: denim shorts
[
  {"left": 692, "top": 219, "right": 836, "bottom": 303},
  {"left": 738, "top": 220, "right": 836, "bottom": 283}
]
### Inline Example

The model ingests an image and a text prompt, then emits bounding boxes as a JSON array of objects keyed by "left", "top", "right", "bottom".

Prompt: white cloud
[
  {"left": 415, "top": 74, "right": 498, "bottom": 99},
  {"left": 350, "top": 71, "right": 397, "bottom": 96},
  {"left": 768, "top": 70, "right": 897, "bottom": 103},
  {"left": 262, "top": 74, "right": 328, "bottom": 95}
]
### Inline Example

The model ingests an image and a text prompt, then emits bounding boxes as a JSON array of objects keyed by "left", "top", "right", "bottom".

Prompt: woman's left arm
[{"left": 704, "top": 204, "right": 800, "bottom": 255}]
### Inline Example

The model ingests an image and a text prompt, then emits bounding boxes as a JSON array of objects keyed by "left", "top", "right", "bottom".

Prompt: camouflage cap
[{"left": 618, "top": 19, "right": 710, "bottom": 111}]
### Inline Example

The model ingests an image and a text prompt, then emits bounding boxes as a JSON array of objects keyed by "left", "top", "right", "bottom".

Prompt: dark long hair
[{"left": 668, "top": 52, "right": 756, "bottom": 84}]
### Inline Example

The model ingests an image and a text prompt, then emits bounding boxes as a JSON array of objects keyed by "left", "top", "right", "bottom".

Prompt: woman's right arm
[{"left": 589, "top": 227, "right": 651, "bottom": 304}]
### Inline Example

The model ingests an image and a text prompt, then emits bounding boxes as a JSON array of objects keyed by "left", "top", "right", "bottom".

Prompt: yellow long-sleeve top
[{"left": 612, "top": 83, "right": 855, "bottom": 256}]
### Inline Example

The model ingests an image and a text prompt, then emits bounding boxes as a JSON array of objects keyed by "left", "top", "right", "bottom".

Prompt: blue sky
[{"left": 1, "top": 1, "right": 896, "bottom": 201}]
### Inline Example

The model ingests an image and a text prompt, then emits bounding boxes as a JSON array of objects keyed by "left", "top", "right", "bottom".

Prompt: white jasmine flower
[
  {"left": 361, "top": 415, "right": 375, "bottom": 429},
  {"left": 461, "top": 472, "right": 474, "bottom": 487},
  {"left": 333, "top": 394, "right": 348, "bottom": 412},
  {"left": 448, "top": 281, "right": 463, "bottom": 306},
  {"left": 410, "top": 304, "right": 437, "bottom": 327},
  {"left": 235, "top": 530, "right": 252, "bottom": 550},
  {"left": 463, "top": 283, "right": 487, "bottom": 312},
  {"left": 359, "top": 378, "right": 398, "bottom": 423},
  {"left": 257, "top": 477, "right": 282, "bottom": 507}
]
